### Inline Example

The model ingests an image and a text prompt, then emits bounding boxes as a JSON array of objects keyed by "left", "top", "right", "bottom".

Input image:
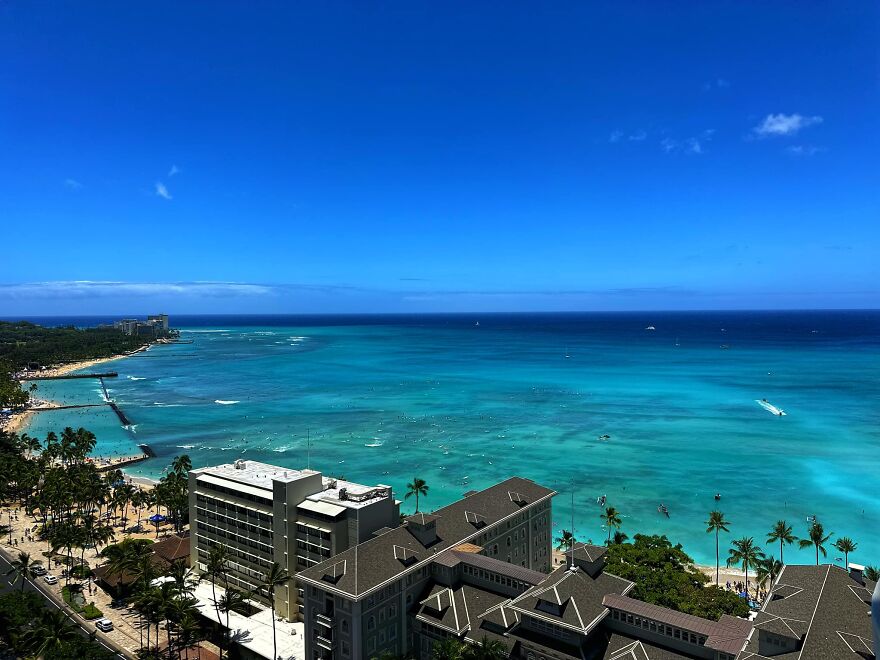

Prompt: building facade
[
  {"left": 296, "top": 478, "right": 556, "bottom": 660},
  {"left": 188, "top": 460, "right": 399, "bottom": 621}
]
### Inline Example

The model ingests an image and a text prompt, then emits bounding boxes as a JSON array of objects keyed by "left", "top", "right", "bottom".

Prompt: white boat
[
  {"left": 756, "top": 399, "right": 787, "bottom": 416},
  {"left": 645, "top": 325, "right": 656, "bottom": 331}
]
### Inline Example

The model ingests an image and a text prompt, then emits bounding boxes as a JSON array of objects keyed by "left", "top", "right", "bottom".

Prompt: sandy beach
[{"left": 1, "top": 345, "right": 151, "bottom": 434}]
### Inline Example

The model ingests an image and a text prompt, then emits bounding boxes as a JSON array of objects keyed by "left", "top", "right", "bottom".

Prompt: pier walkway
[{"left": 20, "top": 372, "right": 119, "bottom": 381}]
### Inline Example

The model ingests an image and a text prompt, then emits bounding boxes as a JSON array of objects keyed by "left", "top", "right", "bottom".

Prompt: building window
[{"left": 368, "top": 616, "right": 376, "bottom": 631}]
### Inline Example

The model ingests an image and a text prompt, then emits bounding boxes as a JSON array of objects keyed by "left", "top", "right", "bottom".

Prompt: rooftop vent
[
  {"left": 508, "top": 491, "right": 528, "bottom": 506},
  {"left": 339, "top": 487, "right": 347, "bottom": 501},
  {"left": 465, "top": 511, "right": 487, "bottom": 528},
  {"left": 233, "top": 459, "right": 247, "bottom": 470},
  {"left": 322, "top": 560, "right": 346, "bottom": 584},
  {"left": 393, "top": 545, "right": 419, "bottom": 566}
]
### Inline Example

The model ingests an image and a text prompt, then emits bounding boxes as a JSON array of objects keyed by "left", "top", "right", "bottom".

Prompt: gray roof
[
  {"left": 415, "top": 582, "right": 509, "bottom": 637},
  {"left": 603, "top": 594, "right": 752, "bottom": 655},
  {"left": 296, "top": 476, "right": 555, "bottom": 599},
  {"left": 572, "top": 543, "right": 608, "bottom": 563},
  {"left": 508, "top": 565, "right": 634, "bottom": 634},
  {"left": 451, "top": 550, "right": 547, "bottom": 585},
  {"left": 738, "top": 564, "right": 876, "bottom": 660},
  {"left": 596, "top": 630, "right": 698, "bottom": 660}
]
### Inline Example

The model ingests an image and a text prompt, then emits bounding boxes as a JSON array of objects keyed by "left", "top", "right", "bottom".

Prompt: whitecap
[
  {"left": 176, "top": 445, "right": 195, "bottom": 449},
  {"left": 273, "top": 446, "right": 290, "bottom": 453},
  {"left": 215, "top": 400, "right": 240, "bottom": 405},
  {"left": 128, "top": 376, "right": 146, "bottom": 381}
]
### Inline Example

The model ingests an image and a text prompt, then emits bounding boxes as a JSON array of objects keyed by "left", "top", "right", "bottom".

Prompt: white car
[
  {"left": 95, "top": 618, "right": 114, "bottom": 632},
  {"left": 43, "top": 575, "right": 58, "bottom": 585}
]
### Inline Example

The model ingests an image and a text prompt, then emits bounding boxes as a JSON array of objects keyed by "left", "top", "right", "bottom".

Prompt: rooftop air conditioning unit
[
  {"left": 339, "top": 488, "right": 347, "bottom": 501},
  {"left": 234, "top": 459, "right": 246, "bottom": 470}
]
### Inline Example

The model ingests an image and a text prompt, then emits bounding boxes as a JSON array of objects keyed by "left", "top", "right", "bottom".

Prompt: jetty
[
  {"left": 20, "top": 372, "right": 119, "bottom": 381},
  {"left": 27, "top": 403, "right": 106, "bottom": 412},
  {"left": 95, "top": 453, "right": 150, "bottom": 472},
  {"left": 109, "top": 401, "right": 132, "bottom": 426}
]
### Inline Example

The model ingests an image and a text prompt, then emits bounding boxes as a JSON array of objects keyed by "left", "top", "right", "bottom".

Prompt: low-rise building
[
  {"left": 188, "top": 459, "right": 398, "bottom": 621},
  {"left": 739, "top": 563, "right": 876, "bottom": 659}
]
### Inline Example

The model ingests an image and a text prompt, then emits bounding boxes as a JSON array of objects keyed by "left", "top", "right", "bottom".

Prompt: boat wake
[
  {"left": 128, "top": 376, "right": 146, "bottom": 381},
  {"left": 215, "top": 400, "right": 240, "bottom": 405},
  {"left": 755, "top": 399, "right": 786, "bottom": 416}
]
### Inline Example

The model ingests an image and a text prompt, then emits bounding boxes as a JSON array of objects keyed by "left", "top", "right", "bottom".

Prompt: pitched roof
[
  {"left": 571, "top": 542, "right": 607, "bottom": 563},
  {"left": 508, "top": 565, "right": 634, "bottom": 634},
  {"left": 451, "top": 550, "right": 546, "bottom": 585},
  {"left": 596, "top": 630, "right": 697, "bottom": 660},
  {"left": 738, "top": 564, "right": 876, "bottom": 660},
  {"left": 602, "top": 594, "right": 751, "bottom": 655},
  {"left": 151, "top": 534, "right": 190, "bottom": 566},
  {"left": 296, "top": 476, "right": 555, "bottom": 599}
]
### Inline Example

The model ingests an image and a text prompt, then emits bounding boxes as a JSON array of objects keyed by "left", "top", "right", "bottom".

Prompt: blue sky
[{"left": 1, "top": 2, "right": 878, "bottom": 315}]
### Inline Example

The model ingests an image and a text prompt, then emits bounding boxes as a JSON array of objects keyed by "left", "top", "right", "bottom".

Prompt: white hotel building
[{"left": 189, "top": 459, "right": 399, "bottom": 621}]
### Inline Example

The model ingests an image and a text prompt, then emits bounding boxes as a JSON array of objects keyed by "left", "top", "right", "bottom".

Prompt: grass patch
[{"left": 61, "top": 586, "right": 103, "bottom": 620}]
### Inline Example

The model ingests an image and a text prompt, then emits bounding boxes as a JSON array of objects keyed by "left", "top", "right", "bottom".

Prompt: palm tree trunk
[
  {"left": 415, "top": 492, "right": 419, "bottom": 513},
  {"left": 271, "top": 594, "right": 277, "bottom": 660},
  {"left": 211, "top": 581, "right": 222, "bottom": 660},
  {"left": 815, "top": 544, "right": 819, "bottom": 565},
  {"left": 715, "top": 531, "right": 719, "bottom": 586}
]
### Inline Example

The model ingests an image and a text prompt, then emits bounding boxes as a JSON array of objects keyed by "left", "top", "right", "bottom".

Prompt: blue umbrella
[{"left": 149, "top": 514, "right": 166, "bottom": 523}]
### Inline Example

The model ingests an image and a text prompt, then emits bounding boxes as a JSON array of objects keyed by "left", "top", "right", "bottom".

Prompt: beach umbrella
[{"left": 149, "top": 514, "right": 166, "bottom": 523}]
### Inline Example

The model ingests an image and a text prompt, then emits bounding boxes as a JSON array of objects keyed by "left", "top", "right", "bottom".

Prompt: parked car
[
  {"left": 95, "top": 618, "right": 114, "bottom": 632},
  {"left": 43, "top": 575, "right": 58, "bottom": 585},
  {"left": 31, "top": 566, "right": 47, "bottom": 576}
]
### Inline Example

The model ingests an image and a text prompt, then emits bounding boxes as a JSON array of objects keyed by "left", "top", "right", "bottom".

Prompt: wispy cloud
[
  {"left": 752, "top": 113, "right": 823, "bottom": 137},
  {"left": 610, "top": 130, "right": 648, "bottom": 143},
  {"left": 168, "top": 165, "right": 180, "bottom": 177},
  {"left": 660, "top": 130, "right": 713, "bottom": 155},
  {"left": 64, "top": 178, "right": 83, "bottom": 191},
  {"left": 0, "top": 281, "right": 275, "bottom": 300},
  {"left": 786, "top": 145, "right": 825, "bottom": 156},
  {"left": 155, "top": 182, "right": 172, "bottom": 200},
  {"left": 702, "top": 78, "right": 730, "bottom": 91}
]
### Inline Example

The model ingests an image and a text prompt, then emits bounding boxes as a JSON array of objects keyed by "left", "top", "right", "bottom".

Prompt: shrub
[{"left": 81, "top": 602, "right": 103, "bottom": 620}]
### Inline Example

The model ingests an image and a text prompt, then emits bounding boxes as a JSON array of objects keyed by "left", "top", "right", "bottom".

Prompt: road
[{"left": 0, "top": 552, "right": 125, "bottom": 658}]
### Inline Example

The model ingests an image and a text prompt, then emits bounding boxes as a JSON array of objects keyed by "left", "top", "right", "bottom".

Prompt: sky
[{"left": 1, "top": 1, "right": 878, "bottom": 315}]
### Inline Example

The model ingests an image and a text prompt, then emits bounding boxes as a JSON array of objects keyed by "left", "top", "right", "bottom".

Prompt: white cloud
[
  {"left": 155, "top": 181, "right": 172, "bottom": 200},
  {"left": 0, "top": 281, "right": 275, "bottom": 299},
  {"left": 628, "top": 130, "right": 647, "bottom": 141},
  {"left": 64, "top": 178, "right": 83, "bottom": 190},
  {"left": 168, "top": 165, "right": 180, "bottom": 177},
  {"left": 787, "top": 145, "right": 825, "bottom": 156},
  {"left": 660, "top": 138, "right": 677, "bottom": 153},
  {"left": 753, "top": 113, "right": 823, "bottom": 137},
  {"left": 609, "top": 130, "right": 624, "bottom": 143}
]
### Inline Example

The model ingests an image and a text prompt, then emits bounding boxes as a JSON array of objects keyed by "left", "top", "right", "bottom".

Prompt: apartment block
[{"left": 189, "top": 459, "right": 399, "bottom": 621}]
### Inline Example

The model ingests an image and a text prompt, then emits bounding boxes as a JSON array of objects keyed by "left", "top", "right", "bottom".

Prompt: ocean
[{"left": 14, "top": 311, "right": 880, "bottom": 567}]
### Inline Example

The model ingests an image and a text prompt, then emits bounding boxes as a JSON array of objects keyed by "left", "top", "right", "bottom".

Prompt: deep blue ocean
[{"left": 11, "top": 311, "right": 880, "bottom": 567}]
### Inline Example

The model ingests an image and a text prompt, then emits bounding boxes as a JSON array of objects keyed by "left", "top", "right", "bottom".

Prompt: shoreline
[{"left": 1, "top": 344, "right": 151, "bottom": 434}]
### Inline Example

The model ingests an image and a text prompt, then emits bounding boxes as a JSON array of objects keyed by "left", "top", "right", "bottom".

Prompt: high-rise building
[{"left": 189, "top": 460, "right": 399, "bottom": 621}]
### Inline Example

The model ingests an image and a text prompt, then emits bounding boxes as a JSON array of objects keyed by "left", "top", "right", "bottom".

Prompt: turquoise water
[{"left": 21, "top": 312, "right": 880, "bottom": 567}]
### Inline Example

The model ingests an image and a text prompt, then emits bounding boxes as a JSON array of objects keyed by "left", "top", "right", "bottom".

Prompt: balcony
[
  {"left": 315, "top": 612, "right": 334, "bottom": 627},
  {"left": 316, "top": 635, "right": 335, "bottom": 650}
]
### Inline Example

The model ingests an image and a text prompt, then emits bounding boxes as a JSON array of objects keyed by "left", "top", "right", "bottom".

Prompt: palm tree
[
  {"left": 766, "top": 520, "right": 797, "bottom": 563},
  {"left": 865, "top": 566, "right": 880, "bottom": 581},
  {"left": 405, "top": 477, "right": 429, "bottom": 513},
  {"left": 175, "top": 611, "right": 204, "bottom": 660},
  {"left": 206, "top": 546, "right": 230, "bottom": 659},
  {"left": 705, "top": 511, "right": 730, "bottom": 586},
  {"left": 20, "top": 609, "right": 80, "bottom": 657},
  {"left": 5, "top": 550, "right": 37, "bottom": 592},
  {"left": 168, "top": 558, "right": 200, "bottom": 597},
  {"left": 727, "top": 536, "right": 764, "bottom": 597},
  {"left": 432, "top": 638, "right": 467, "bottom": 660},
  {"left": 464, "top": 636, "right": 508, "bottom": 660},
  {"left": 755, "top": 556, "right": 783, "bottom": 594},
  {"left": 217, "top": 589, "right": 245, "bottom": 659},
  {"left": 798, "top": 519, "right": 833, "bottom": 565},
  {"left": 554, "top": 529, "right": 575, "bottom": 552},
  {"left": 260, "top": 563, "right": 291, "bottom": 660},
  {"left": 612, "top": 530, "right": 629, "bottom": 545},
  {"left": 833, "top": 536, "right": 857, "bottom": 568},
  {"left": 601, "top": 506, "right": 622, "bottom": 544}
]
